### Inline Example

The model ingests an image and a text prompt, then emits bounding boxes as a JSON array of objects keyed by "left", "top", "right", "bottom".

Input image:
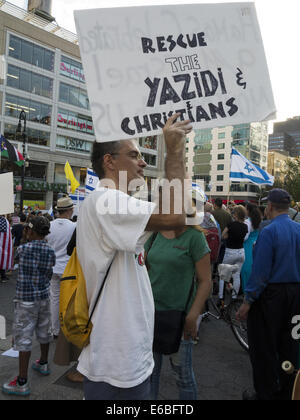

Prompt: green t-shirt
[{"left": 145, "top": 228, "right": 210, "bottom": 311}]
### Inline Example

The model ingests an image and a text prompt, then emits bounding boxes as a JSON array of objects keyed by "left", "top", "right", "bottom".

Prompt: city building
[
  {"left": 186, "top": 122, "right": 269, "bottom": 202},
  {"left": 0, "top": 0, "right": 164, "bottom": 210},
  {"left": 269, "top": 117, "right": 300, "bottom": 157},
  {"left": 267, "top": 150, "right": 290, "bottom": 183}
]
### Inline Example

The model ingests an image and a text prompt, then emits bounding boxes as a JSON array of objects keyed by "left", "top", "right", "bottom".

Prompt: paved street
[{"left": 0, "top": 272, "right": 253, "bottom": 400}]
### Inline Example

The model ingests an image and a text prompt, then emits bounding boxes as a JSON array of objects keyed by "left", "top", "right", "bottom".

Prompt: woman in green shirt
[{"left": 145, "top": 219, "right": 211, "bottom": 400}]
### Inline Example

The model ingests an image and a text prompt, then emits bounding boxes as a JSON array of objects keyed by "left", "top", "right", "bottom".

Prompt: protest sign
[
  {"left": 74, "top": 2, "right": 276, "bottom": 142},
  {"left": 0, "top": 172, "right": 14, "bottom": 215}
]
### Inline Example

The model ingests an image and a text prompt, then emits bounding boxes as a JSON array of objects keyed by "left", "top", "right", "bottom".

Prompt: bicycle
[
  {"left": 200, "top": 263, "right": 249, "bottom": 352},
  {"left": 282, "top": 361, "right": 300, "bottom": 400}
]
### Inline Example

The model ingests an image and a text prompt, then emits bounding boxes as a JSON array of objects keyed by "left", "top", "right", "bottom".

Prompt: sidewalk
[
  {"left": 0, "top": 337, "right": 83, "bottom": 400},
  {"left": 0, "top": 316, "right": 252, "bottom": 400}
]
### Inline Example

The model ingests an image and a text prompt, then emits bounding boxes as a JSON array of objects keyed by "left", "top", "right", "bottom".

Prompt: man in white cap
[{"left": 46, "top": 196, "right": 76, "bottom": 338}]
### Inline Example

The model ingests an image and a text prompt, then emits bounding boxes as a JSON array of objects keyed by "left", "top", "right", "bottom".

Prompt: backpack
[
  {"left": 205, "top": 227, "right": 220, "bottom": 263},
  {"left": 59, "top": 248, "right": 91, "bottom": 350},
  {"left": 59, "top": 248, "right": 114, "bottom": 350}
]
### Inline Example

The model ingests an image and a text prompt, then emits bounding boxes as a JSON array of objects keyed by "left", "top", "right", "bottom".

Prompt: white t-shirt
[
  {"left": 244, "top": 218, "right": 253, "bottom": 242},
  {"left": 47, "top": 218, "right": 76, "bottom": 275},
  {"left": 77, "top": 187, "right": 156, "bottom": 388}
]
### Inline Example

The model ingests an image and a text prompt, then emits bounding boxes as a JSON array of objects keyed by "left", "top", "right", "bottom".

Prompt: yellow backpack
[
  {"left": 59, "top": 248, "right": 91, "bottom": 349},
  {"left": 59, "top": 248, "right": 114, "bottom": 350}
]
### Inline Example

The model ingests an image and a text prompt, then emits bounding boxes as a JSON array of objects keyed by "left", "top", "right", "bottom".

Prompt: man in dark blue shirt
[{"left": 237, "top": 189, "right": 300, "bottom": 400}]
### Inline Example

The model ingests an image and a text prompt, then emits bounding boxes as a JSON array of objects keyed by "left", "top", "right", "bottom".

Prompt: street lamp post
[{"left": 16, "top": 109, "right": 27, "bottom": 212}]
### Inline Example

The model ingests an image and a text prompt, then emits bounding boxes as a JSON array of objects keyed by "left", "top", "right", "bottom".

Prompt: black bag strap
[
  {"left": 293, "top": 211, "right": 299, "bottom": 221},
  {"left": 86, "top": 254, "right": 115, "bottom": 329},
  {"left": 145, "top": 232, "right": 158, "bottom": 270},
  {"left": 184, "top": 277, "right": 195, "bottom": 314}
]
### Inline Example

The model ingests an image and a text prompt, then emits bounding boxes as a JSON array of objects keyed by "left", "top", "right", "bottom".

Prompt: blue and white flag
[
  {"left": 230, "top": 148, "right": 274, "bottom": 186},
  {"left": 192, "top": 182, "right": 208, "bottom": 202},
  {"left": 48, "top": 206, "right": 54, "bottom": 218},
  {"left": 85, "top": 168, "right": 99, "bottom": 195}
]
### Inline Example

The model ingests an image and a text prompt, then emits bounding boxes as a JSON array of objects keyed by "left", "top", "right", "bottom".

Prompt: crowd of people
[{"left": 0, "top": 114, "right": 300, "bottom": 400}]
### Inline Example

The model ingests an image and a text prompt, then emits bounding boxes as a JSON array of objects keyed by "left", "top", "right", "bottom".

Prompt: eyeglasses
[{"left": 110, "top": 151, "right": 144, "bottom": 161}]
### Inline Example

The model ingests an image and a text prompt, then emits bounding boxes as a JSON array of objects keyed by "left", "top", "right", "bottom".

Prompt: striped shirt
[
  {"left": 15, "top": 240, "right": 56, "bottom": 302},
  {"left": 0, "top": 217, "right": 13, "bottom": 271}
]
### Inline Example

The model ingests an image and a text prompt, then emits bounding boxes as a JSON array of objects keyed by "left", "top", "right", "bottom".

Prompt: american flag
[{"left": 0, "top": 217, "right": 13, "bottom": 270}]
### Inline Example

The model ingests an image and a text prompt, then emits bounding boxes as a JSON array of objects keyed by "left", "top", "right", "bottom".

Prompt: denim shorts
[{"left": 13, "top": 299, "right": 53, "bottom": 352}]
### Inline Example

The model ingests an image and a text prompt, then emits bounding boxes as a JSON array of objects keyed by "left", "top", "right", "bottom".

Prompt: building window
[
  {"left": 60, "top": 56, "right": 85, "bottom": 83},
  {"left": 5, "top": 94, "right": 51, "bottom": 125},
  {"left": 139, "top": 136, "right": 157, "bottom": 150},
  {"left": 4, "top": 123, "right": 50, "bottom": 147},
  {"left": 250, "top": 150, "right": 260, "bottom": 164},
  {"left": 56, "top": 135, "right": 92, "bottom": 154},
  {"left": 142, "top": 153, "right": 157, "bottom": 167},
  {"left": 57, "top": 108, "right": 94, "bottom": 135},
  {"left": 217, "top": 164, "right": 224, "bottom": 170},
  {"left": 59, "top": 83, "right": 90, "bottom": 110},
  {"left": 218, "top": 132, "right": 225, "bottom": 139},
  {"left": 217, "top": 175, "right": 224, "bottom": 181},
  {"left": 8, "top": 34, "right": 54, "bottom": 72},
  {"left": 218, "top": 143, "right": 225, "bottom": 149},
  {"left": 55, "top": 164, "right": 86, "bottom": 186},
  {"left": 217, "top": 154, "right": 225, "bottom": 160},
  {"left": 0, "top": 158, "right": 47, "bottom": 180},
  {"left": 7, "top": 65, "right": 53, "bottom": 99},
  {"left": 216, "top": 186, "right": 223, "bottom": 192}
]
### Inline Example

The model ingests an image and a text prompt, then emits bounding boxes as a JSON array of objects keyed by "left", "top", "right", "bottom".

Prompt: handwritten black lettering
[{"left": 141, "top": 32, "right": 207, "bottom": 53}]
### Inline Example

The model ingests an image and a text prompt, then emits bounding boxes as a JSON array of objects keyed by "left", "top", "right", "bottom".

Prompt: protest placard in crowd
[
  {"left": 0, "top": 172, "right": 14, "bottom": 215},
  {"left": 74, "top": 3, "right": 276, "bottom": 142}
]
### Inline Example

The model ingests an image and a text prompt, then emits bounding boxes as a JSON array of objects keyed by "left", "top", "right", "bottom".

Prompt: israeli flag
[
  {"left": 48, "top": 206, "right": 54, "bottom": 217},
  {"left": 230, "top": 148, "right": 274, "bottom": 186},
  {"left": 192, "top": 182, "right": 208, "bottom": 201},
  {"left": 85, "top": 168, "right": 99, "bottom": 195}
]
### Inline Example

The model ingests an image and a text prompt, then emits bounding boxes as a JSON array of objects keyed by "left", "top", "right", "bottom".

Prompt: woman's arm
[
  {"left": 222, "top": 227, "right": 229, "bottom": 240},
  {"left": 183, "top": 253, "right": 212, "bottom": 340}
]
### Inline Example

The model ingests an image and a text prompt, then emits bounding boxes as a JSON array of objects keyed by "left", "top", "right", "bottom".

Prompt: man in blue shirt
[{"left": 237, "top": 189, "right": 300, "bottom": 400}]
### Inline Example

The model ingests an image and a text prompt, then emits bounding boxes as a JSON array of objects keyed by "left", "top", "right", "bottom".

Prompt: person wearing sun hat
[
  {"left": 46, "top": 196, "right": 76, "bottom": 338},
  {"left": 237, "top": 188, "right": 300, "bottom": 400}
]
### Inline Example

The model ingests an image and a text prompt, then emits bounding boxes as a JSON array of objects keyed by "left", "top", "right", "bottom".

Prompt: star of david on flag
[
  {"left": 230, "top": 148, "right": 274, "bottom": 186},
  {"left": 85, "top": 168, "right": 99, "bottom": 195}
]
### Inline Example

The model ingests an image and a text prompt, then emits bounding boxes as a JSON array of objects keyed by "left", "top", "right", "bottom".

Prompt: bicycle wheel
[
  {"left": 207, "top": 295, "right": 223, "bottom": 320},
  {"left": 227, "top": 299, "right": 249, "bottom": 351}
]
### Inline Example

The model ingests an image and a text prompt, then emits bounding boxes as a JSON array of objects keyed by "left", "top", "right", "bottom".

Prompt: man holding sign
[{"left": 76, "top": 115, "right": 192, "bottom": 400}]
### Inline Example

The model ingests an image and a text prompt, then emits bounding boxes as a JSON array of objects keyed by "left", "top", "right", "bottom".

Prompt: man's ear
[{"left": 102, "top": 154, "right": 115, "bottom": 173}]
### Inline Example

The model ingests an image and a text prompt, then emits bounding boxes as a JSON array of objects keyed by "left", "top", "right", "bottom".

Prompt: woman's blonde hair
[{"left": 233, "top": 205, "right": 247, "bottom": 221}]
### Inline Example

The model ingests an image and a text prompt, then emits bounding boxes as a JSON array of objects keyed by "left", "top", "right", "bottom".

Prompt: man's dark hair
[
  {"left": 20, "top": 214, "right": 27, "bottom": 223},
  {"left": 91, "top": 141, "right": 123, "bottom": 179},
  {"left": 214, "top": 198, "right": 223, "bottom": 208},
  {"left": 246, "top": 203, "right": 262, "bottom": 230}
]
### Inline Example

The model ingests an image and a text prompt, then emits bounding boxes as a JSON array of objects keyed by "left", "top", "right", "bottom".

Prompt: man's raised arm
[{"left": 146, "top": 113, "right": 192, "bottom": 231}]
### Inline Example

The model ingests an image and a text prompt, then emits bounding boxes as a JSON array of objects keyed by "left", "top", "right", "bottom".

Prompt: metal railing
[{"left": 0, "top": 0, "right": 78, "bottom": 45}]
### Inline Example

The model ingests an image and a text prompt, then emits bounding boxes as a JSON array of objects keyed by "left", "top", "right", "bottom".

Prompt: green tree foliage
[{"left": 281, "top": 157, "right": 300, "bottom": 201}]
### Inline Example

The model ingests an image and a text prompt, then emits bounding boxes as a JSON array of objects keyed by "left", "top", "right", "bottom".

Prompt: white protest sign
[
  {"left": 74, "top": 3, "right": 276, "bottom": 143},
  {"left": 0, "top": 172, "right": 14, "bottom": 215},
  {"left": 0, "top": 315, "right": 5, "bottom": 340}
]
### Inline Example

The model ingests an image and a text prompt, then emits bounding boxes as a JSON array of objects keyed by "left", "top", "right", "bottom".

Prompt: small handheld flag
[
  {"left": 0, "top": 135, "right": 24, "bottom": 167},
  {"left": 85, "top": 168, "right": 99, "bottom": 195},
  {"left": 64, "top": 161, "right": 80, "bottom": 194}
]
